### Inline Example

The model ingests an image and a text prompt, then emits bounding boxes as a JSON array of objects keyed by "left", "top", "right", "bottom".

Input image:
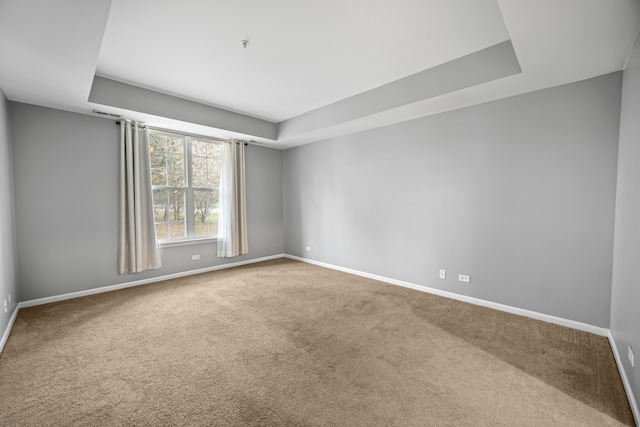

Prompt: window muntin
[{"left": 149, "top": 130, "right": 221, "bottom": 242}]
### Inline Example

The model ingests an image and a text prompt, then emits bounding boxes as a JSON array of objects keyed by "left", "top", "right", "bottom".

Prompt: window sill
[{"left": 158, "top": 237, "right": 217, "bottom": 248}]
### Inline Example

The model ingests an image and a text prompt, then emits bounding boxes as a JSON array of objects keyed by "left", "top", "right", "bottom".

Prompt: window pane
[
  {"left": 168, "top": 221, "right": 186, "bottom": 239},
  {"left": 153, "top": 189, "right": 169, "bottom": 240},
  {"left": 194, "top": 189, "right": 218, "bottom": 237},
  {"left": 154, "top": 223, "right": 168, "bottom": 241},
  {"left": 150, "top": 152, "right": 165, "bottom": 169},
  {"left": 166, "top": 137, "right": 183, "bottom": 155},
  {"left": 153, "top": 189, "right": 185, "bottom": 241},
  {"left": 151, "top": 169, "right": 167, "bottom": 186},
  {"left": 192, "top": 139, "right": 221, "bottom": 189},
  {"left": 153, "top": 190, "right": 168, "bottom": 222},
  {"left": 168, "top": 190, "right": 185, "bottom": 221},
  {"left": 166, "top": 154, "right": 185, "bottom": 187},
  {"left": 149, "top": 134, "right": 164, "bottom": 152},
  {"left": 192, "top": 139, "right": 207, "bottom": 157},
  {"left": 206, "top": 156, "right": 220, "bottom": 186},
  {"left": 150, "top": 133, "right": 185, "bottom": 188},
  {"left": 192, "top": 172, "right": 208, "bottom": 188},
  {"left": 192, "top": 159, "right": 206, "bottom": 188}
]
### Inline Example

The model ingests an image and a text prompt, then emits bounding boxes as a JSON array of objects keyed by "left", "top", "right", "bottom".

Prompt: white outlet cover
[
  {"left": 629, "top": 346, "right": 635, "bottom": 368},
  {"left": 305, "top": 246, "right": 311, "bottom": 252},
  {"left": 192, "top": 254, "right": 200, "bottom": 260},
  {"left": 439, "top": 269, "right": 446, "bottom": 279},
  {"left": 458, "top": 274, "right": 470, "bottom": 283}
]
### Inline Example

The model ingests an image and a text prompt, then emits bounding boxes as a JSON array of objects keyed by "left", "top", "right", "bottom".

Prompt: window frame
[{"left": 149, "top": 128, "right": 223, "bottom": 247}]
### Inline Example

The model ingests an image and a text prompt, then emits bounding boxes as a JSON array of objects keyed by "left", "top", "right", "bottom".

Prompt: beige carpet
[{"left": 0, "top": 258, "right": 634, "bottom": 426}]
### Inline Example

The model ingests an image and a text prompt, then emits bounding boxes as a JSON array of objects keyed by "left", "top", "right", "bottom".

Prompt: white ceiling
[
  {"left": 97, "top": 0, "right": 510, "bottom": 122},
  {"left": 0, "top": 0, "right": 639, "bottom": 148}
]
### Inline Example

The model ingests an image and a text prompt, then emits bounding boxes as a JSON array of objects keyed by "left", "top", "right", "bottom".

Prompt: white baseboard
[
  {"left": 0, "top": 304, "right": 20, "bottom": 354},
  {"left": 608, "top": 331, "right": 640, "bottom": 426},
  {"left": 19, "top": 254, "right": 284, "bottom": 308},
  {"left": 284, "top": 254, "right": 609, "bottom": 337}
]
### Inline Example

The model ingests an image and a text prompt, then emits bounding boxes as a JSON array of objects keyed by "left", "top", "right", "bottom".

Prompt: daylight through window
[{"left": 149, "top": 130, "right": 222, "bottom": 242}]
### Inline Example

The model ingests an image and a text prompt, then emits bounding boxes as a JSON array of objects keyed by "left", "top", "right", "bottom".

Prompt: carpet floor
[{"left": 0, "top": 258, "right": 634, "bottom": 426}]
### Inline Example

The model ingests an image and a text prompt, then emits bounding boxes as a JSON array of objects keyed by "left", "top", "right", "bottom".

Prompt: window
[{"left": 149, "top": 130, "right": 222, "bottom": 242}]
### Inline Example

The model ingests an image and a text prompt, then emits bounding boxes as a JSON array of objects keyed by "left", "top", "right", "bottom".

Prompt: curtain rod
[{"left": 115, "top": 121, "right": 247, "bottom": 145}]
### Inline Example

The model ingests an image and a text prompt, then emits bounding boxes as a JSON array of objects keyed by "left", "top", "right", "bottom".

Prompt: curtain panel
[
  {"left": 217, "top": 140, "right": 249, "bottom": 258},
  {"left": 117, "top": 120, "right": 162, "bottom": 274}
]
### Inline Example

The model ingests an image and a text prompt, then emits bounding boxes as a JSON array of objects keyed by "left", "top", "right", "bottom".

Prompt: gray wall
[
  {"left": 611, "top": 36, "right": 640, "bottom": 412},
  {"left": 0, "top": 89, "right": 18, "bottom": 334},
  {"left": 10, "top": 103, "right": 283, "bottom": 301},
  {"left": 283, "top": 72, "right": 622, "bottom": 328}
]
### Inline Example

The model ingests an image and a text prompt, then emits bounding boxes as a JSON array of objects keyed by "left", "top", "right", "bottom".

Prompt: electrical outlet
[
  {"left": 305, "top": 246, "right": 311, "bottom": 252},
  {"left": 191, "top": 254, "right": 200, "bottom": 260},
  {"left": 439, "top": 269, "right": 446, "bottom": 279},
  {"left": 629, "top": 346, "right": 635, "bottom": 368},
  {"left": 458, "top": 274, "right": 470, "bottom": 283}
]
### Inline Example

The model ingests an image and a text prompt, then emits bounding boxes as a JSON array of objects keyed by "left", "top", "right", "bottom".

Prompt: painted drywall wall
[
  {"left": 611, "top": 35, "right": 640, "bottom": 415},
  {"left": 283, "top": 72, "right": 622, "bottom": 328},
  {"left": 0, "top": 89, "right": 18, "bottom": 334},
  {"left": 10, "top": 103, "right": 283, "bottom": 301}
]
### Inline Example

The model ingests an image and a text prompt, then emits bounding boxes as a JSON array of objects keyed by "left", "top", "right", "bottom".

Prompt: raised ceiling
[
  {"left": 97, "top": 0, "right": 510, "bottom": 123},
  {"left": 0, "top": 0, "right": 639, "bottom": 148}
]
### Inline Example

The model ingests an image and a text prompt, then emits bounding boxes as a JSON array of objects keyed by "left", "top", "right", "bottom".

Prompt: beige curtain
[
  {"left": 117, "top": 120, "right": 162, "bottom": 274},
  {"left": 217, "top": 140, "right": 249, "bottom": 257}
]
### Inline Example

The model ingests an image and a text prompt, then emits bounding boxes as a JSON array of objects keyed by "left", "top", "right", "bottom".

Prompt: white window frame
[{"left": 149, "top": 128, "right": 223, "bottom": 247}]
